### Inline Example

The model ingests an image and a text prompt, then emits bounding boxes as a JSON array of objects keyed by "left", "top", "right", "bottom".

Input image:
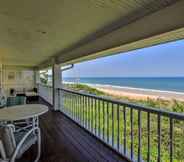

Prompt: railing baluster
[
  {"left": 72, "top": 94, "right": 74, "bottom": 118},
  {"left": 130, "top": 108, "right": 134, "bottom": 160},
  {"left": 75, "top": 94, "right": 77, "bottom": 121},
  {"left": 71, "top": 93, "right": 73, "bottom": 116},
  {"left": 72, "top": 94, "right": 74, "bottom": 119},
  {"left": 81, "top": 95, "right": 83, "bottom": 125},
  {"left": 72, "top": 94, "right": 77, "bottom": 121},
  {"left": 79, "top": 95, "right": 82, "bottom": 124},
  {"left": 75, "top": 94, "right": 77, "bottom": 120},
  {"left": 112, "top": 103, "right": 114, "bottom": 147},
  {"left": 78, "top": 94, "right": 80, "bottom": 122},
  {"left": 77, "top": 94, "right": 79, "bottom": 122},
  {"left": 69, "top": 92, "right": 71, "bottom": 115},
  {"left": 81, "top": 95, "right": 83, "bottom": 124},
  {"left": 62, "top": 90, "right": 64, "bottom": 112},
  {"left": 68, "top": 92, "right": 70, "bottom": 114},
  {"left": 83, "top": 95, "right": 85, "bottom": 126},
  {"left": 67, "top": 92, "right": 69, "bottom": 115},
  {"left": 63, "top": 91, "right": 65, "bottom": 113},
  {"left": 170, "top": 118, "right": 173, "bottom": 162},
  {"left": 123, "top": 106, "right": 126, "bottom": 155},
  {"left": 158, "top": 115, "right": 161, "bottom": 162},
  {"left": 85, "top": 96, "right": 87, "bottom": 127},
  {"left": 95, "top": 99, "right": 97, "bottom": 135},
  {"left": 74, "top": 94, "right": 76, "bottom": 121},
  {"left": 138, "top": 110, "right": 142, "bottom": 162},
  {"left": 74, "top": 94, "right": 76, "bottom": 119},
  {"left": 65, "top": 92, "right": 67, "bottom": 114},
  {"left": 58, "top": 89, "right": 60, "bottom": 110},
  {"left": 67, "top": 92, "right": 69, "bottom": 114},
  {"left": 71, "top": 95, "right": 75, "bottom": 117},
  {"left": 68, "top": 92, "right": 70, "bottom": 115},
  {"left": 98, "top": 99, "right": 101, "bottom": 138},
  {"left": 65, "top": 92, "right": 67, "bottom": 113},
  {"left": 103, "top": 101, "right": 105, "bottom": 140},
  {"left": 65, "top": 93, "right": 68, "bottom": 115},
  {"left": 77, "top": 95, "right": 78, "bottom": 121},
  {"left": 107, "top": 102, "right": 109, "bottom": 143},
  {"left": 147, "top": 112, "right": 150, "bottom": 162},
  {"left": 89, "top": 97, "right": 91, "bottom": 130},
  {"left": 88, "top": 97, "right": 91, "bottom": 130},
  {"left": 91, "top": 98, "right": 93, "bottom": 132},
  {"left": 117, "top": 105, "right": 120, "bottom": 151}
]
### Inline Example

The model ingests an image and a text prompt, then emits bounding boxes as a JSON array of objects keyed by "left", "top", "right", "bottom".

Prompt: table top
[{"left": 0, "top": 104, "right": 48, "bottom": 121}]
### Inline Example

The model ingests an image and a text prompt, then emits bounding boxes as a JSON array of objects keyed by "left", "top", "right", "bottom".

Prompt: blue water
[{"left": 63, "top": 77, "right": 184, "bottom": 93}]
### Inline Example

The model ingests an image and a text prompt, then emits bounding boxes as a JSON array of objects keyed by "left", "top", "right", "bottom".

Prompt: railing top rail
[{"left": 58, "top": 88, "right": 184, "bottom": 120}]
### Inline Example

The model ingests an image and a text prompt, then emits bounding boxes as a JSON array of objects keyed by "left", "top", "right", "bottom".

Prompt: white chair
[
  {"left": 0, "top": 90, "right": 7, "bottom": 109},
  {"left": 0, "top": 124, "right": 41, "bottom": 162}
]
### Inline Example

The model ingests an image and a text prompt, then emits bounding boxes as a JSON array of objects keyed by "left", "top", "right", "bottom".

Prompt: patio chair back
[
  {"left": 0, "top": 126, "right": 16, "bottom": 159},
  {"left": 0, "top": 125, "right": 40, "bottom": 162}
]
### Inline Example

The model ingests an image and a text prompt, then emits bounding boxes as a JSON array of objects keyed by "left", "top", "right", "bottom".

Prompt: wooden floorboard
[{"left": 20, "top": 98, "right": 129, "bottom": 162}]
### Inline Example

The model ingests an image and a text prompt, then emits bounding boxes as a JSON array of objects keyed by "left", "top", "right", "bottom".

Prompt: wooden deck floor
[{"left": 21, "top": 99, "right": 129, "bottom": 162}]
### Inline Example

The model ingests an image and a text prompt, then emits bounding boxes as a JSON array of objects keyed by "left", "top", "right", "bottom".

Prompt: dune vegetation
[{"left": 63, "top": 83, "right": 184, "bottom": 162}]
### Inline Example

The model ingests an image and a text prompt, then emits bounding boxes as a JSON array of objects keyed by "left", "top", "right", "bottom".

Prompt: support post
[
  {"left": 34, "top": 70, "right": 40, "bottom": 87},
  {"left": 34, "top": 70, "right": 40, "bottom": 96},
  {"left": 52, "top": 64, "right": 61, "bottom": 111}
]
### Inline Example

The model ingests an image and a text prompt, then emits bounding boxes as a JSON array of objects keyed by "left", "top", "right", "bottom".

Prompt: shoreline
[{"left": 63, "top": 81, "right": 184, "bottom": 101}]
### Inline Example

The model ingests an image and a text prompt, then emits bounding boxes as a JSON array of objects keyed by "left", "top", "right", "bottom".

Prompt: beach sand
[{"left": 91, "top": 84, "right": 184, "bottom": 101}]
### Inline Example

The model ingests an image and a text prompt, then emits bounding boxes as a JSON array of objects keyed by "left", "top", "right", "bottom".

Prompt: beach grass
[{"left": 63, "top": 83, "right": 184, "bottom": 162}]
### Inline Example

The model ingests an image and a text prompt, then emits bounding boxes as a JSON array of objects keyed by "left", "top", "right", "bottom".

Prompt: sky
[{"left": 63, "top": 39, "right": 184, "bottom": 78}]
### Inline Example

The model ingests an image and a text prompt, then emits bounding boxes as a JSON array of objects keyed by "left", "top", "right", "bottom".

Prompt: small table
[
  {"left": 0, "top": 104, "right": 48, "bottom": 121},
  {"left": 0, "top": 104, "right": 48, "bottom": 132}
]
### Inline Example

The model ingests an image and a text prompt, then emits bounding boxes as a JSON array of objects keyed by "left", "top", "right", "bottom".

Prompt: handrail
[{"left": 58, "top": 88, "right": 184, "bottom": 120}]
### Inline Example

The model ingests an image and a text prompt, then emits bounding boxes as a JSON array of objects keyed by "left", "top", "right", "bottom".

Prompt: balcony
[
  {"left": 36, "top": 84, "right": 184, "bottom": 162},
  {"left": 0, "top": 1, "right": 184, "bottom": 162}
]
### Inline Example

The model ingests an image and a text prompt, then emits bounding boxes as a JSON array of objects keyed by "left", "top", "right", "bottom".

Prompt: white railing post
[{"left": 52, "top": 63, "right": 61, "bottom": 111}]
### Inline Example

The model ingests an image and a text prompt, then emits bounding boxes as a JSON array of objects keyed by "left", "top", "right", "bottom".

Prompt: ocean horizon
[{"left": 63, "top": 77, "right": 184, "bottom": 93}]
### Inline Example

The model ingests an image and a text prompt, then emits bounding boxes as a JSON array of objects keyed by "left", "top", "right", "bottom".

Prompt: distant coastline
[
  {"left": 63, "top": 81, "right": 184, "bottom": 101},
  {"left": 63, "top": 77, "right": 184, "bottom": 91}
]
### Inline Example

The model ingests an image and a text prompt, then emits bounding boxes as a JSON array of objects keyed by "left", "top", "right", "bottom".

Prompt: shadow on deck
[{"left": 21, "top": 98, "right": 129, "bottom": 162}]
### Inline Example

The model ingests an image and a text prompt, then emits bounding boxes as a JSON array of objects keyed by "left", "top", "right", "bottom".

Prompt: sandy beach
[
  {"left": 90, "top": 84, "right": 184, "bottom": 101},
  {"left": 64, "top": 81, "right": 184, "bottom": 101}
]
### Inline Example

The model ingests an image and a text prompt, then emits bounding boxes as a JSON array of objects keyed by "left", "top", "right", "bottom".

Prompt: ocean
[{"left": 63, "top": 77, "right": 184, "bottom": 93}]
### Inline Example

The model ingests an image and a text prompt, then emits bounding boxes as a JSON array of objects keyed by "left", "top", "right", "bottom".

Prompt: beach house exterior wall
[{"left": 0, "top": 65, "right": 35, "bottom": 96}]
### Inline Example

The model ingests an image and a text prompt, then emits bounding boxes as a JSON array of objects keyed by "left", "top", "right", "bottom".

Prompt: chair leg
[{"left": 34, "top": 128, "right": 41, "bottom": 162}]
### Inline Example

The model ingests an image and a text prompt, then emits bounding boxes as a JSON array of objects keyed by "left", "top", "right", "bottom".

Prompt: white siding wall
[
  {"left": 1, "top": 65, "right": 35, "bottom": 96},
  {"left": 38, "top": 84, "right": 53, "bottom": 105}
]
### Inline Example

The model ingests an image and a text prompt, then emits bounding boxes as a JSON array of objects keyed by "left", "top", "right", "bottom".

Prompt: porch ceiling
[{"left": 0, "top": 0, "right": 183, "bottom": 68}]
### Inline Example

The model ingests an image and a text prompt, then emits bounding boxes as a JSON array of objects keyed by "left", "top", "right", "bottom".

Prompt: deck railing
[
  {"left": 58, "top": 88, "right": 184, "bottom": 162},
  {"left": 38, "top": 84, "right": 53, "bottom": 105}
]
